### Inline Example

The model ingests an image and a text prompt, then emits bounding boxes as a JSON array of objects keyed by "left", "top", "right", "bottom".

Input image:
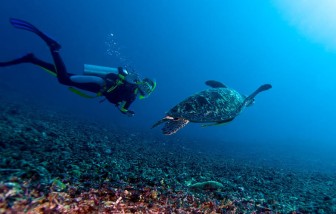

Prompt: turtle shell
[{"left": 167, "top": 88, "right": 245, "bottom": 123}]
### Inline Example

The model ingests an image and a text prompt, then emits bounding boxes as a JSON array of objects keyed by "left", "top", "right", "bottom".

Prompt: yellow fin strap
[
  {"left": 40, "top": 67, "right": 57, "bottom": 77},
  {"left": 68, "top": 87, "right": 101, "bottom": 99}
]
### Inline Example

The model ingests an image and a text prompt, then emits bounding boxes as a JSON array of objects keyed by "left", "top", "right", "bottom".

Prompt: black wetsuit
[
  {"left": 0, "top": 51, "right": 138, "bottom": 114},
  {"left": 0, "top": 18, "right": 138, "bottom": 115},
  {"left": 103, "top": 73, "right": 138, "bottom": 110}
]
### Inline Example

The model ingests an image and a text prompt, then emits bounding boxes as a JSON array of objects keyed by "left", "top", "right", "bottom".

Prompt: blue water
[{"left": 1, "top": 1, "right": 335, "bottom": 173}]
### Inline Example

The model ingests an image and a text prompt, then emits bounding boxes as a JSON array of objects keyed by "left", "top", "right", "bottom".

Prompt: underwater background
[{"left": 1, "top": 0, "right": 336, "bottom": 213}]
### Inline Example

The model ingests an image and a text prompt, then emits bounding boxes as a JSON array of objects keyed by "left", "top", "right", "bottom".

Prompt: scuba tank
[
  {"left": 84, "top": 64, "right": 119, "bottom": 77},
  {"left": 84, "top": 64, "right": 140, "bottom": 84}
]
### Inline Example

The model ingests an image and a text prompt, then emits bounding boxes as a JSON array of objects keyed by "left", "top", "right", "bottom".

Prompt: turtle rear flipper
[
  {"left": 162, "top": 119, "right": 189, "bottom": 135},
  {"left": 201, "top": 117, "right": 235, "bottom": 127},
  {"left": 244, "top": 84, "right": 272, "bottom": 106},
  {"left": 248, "top": 84, "right": 272, "bottom": 100}
]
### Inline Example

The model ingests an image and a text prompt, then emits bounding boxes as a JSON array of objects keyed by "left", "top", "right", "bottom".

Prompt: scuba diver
[{"left": 0, "top": 18, "right": 156, "bottom": 117}]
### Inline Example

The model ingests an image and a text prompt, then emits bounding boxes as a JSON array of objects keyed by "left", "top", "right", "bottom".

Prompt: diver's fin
[
  {"left": 152, "top": 116, "right": 189, "bottom": 135},
  {"left": 0, "top": 53, "right": 58, "bottom": 76},
  {"left": 201, "top": 118, "right": 234, "bottom": 127},
  {"left": 10, "top": 18, "right": 61, "bottom": 51},
  {"left": 0, "top": 53, "right": 35, "bottom": 67},
  {"left": 205, "top": 80, "right": 227, "bottom": 88}
]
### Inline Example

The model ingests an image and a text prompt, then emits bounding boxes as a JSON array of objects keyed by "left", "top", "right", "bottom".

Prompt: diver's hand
[{"left": 125, "top": 110, "right": 135, "bottom": 117}]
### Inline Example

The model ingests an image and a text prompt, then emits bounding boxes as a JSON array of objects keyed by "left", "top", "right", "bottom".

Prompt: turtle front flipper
[
  {"left": 162, "top": 118, "right": 189, "bottom": 135},
  {"left": 152, "top": 117, "right": 170, "bottom": 129},
  {"left": 152, "top": 116, "right": 189, "bottom": 135},
  {"left": 205, "top": 80, "right": 227, "bottom": 88}
]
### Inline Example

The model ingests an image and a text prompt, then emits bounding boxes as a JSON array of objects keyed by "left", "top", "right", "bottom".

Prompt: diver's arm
[{"left": 117, "top": 101, "right": 135, "bottom": 117}]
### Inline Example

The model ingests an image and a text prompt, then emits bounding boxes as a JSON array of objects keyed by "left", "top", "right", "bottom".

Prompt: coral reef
[
  {"left": 189, "top": 181, "right": 224, "bottom": 191},
  {"left": 1, "top": 98, "right": 336, "bottom": 213}
]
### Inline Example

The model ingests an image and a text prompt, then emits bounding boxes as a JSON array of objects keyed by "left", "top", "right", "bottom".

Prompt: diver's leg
[
  {"left": 50, "top": 49, "right": 104, "bottom": 93},
  {"left": 9, "top": 18, "right": 104, "bottom": 93},
  {"left": 6, "top": 18, "right": 63, "bottom": 75},
  {"left": 28, "top": 55, "right": 56, "bottom": 74},
  {"left": 12, "top": 17, "right": 74, "bottom": 83},
  {"left": 0, "top": 53, "right": 34, "bottom": 67},
  {"left": 49, "top": 49, "right": 69, "bottom": 84},
  {"left": 0, "top": 53, "right": 56, "bottom": 74}
]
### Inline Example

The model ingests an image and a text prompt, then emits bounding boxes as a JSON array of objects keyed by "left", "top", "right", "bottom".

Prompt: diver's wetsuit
[
  {"left": 0, "top": 18, "right": 138, "bottom": 115},
  {"left": 0, "top": 19, "right": 138, "bottom": 116},
  {"left": 0, "top": 52, "right": 138, "bottom": 114},
  {"left": 103, "top": 73, "right": 138, "bottom": 110}
]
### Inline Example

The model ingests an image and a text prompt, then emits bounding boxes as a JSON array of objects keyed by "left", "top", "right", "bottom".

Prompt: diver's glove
[{"left": 125, "top": 110, "right": 135, "bottom": 117}]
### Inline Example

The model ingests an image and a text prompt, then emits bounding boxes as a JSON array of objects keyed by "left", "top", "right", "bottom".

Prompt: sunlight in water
[{"left": 275, "top": 0, "right": 336, "bottom": 50}]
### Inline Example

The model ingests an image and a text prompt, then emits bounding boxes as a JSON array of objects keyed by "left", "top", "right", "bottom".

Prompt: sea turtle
[{"left": 152, "top": 80, "right": 272, "bottom": 135}]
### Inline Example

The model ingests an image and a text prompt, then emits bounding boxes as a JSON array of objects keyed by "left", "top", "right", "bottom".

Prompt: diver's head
[{"left": 137, "top": 78, "right": 156, "bottom": 99}]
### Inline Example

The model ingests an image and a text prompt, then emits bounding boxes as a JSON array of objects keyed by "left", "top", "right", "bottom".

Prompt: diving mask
[{"left": 137, "top": 78, "right": 156, "bottom": 99}]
